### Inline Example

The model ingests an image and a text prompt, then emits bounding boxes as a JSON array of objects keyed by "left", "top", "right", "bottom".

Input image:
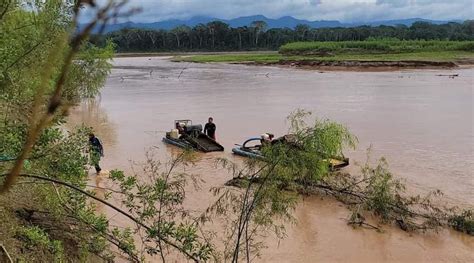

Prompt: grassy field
[
  {"left": 171, "top": 40, "right": 474, "bottom": 64},
  {"left": 172, "top": 51, "right": 474, "bottom": 64},
  {"left": 280, "top": 40, "right": 474, "bottom": 54},
  {"left": 173, "top": 53, "right": 282, "bottom": 63}
]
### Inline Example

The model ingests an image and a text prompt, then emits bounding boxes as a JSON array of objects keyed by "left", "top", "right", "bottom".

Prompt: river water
[{"left": 70, "top": 57, "right": 473, "bottom": 262}]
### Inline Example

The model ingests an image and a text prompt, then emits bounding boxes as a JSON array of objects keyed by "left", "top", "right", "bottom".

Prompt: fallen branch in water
[
  {"left": 435, "top": 74, "right": 459, "bottom": 78},
  {"left": 224, "top": 160, "right": 474, "bottom": 236}
]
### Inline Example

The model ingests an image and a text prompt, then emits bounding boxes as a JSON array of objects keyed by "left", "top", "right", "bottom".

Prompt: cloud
[
  {"left": 375, "top": 0, "right": 410, "bottom": 7},
  {"left": 80, "top": 0, "right": 473, "bottom": 23},
  {"left": 309, "top": 0, "right": 322, "bottom": 5}
]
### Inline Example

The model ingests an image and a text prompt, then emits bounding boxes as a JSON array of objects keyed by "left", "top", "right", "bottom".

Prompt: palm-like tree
[{"left": 250, "top": 20, "right": 267, "bottom": 47}]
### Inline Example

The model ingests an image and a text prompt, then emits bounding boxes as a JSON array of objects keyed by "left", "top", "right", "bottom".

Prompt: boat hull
[
  {"left": 232, "top": 147, "right": 264, "bottom": 159},
  {"left": 163, "top": 135, "right": 224, "bottom": 152},
  {"left": 232, "top": 146, "right": 349, "bottom": 170},
  {"left": 162, "top": 137, "right": 193, "bottom": 149}
]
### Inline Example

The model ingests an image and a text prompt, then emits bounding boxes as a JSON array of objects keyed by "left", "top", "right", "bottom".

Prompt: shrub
[{"left": 17, "top": 226, "right": 65, "bottom": 261}]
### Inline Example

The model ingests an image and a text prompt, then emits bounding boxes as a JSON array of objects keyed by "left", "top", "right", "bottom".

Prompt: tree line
[{"left": 90, "top": 20, "right": 474, "bottom": 52}]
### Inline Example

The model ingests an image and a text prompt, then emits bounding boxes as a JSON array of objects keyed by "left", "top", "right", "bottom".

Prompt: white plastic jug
[{"left": 170, "top": 129, "right": 179, "bottom": 139}]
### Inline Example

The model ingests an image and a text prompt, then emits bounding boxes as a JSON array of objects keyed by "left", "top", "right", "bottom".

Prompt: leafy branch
[
  {"left": 0, "top": 0, "right": 130, "bottom": 192},
  {"left": 0, "top": 172, "right": 204, "bottom": 262}
]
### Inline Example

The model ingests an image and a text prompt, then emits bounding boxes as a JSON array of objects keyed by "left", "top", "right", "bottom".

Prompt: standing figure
[
  {"left": 88, "top": 133, "right": 104, "bottom": 174},
  {"left": 204, "top": 117, "right": 216, "bottom": 140}
]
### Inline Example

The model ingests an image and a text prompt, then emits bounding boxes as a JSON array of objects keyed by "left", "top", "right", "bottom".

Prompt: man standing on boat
[{"left": 204, "top": 117, "right": 216, "bottom": 140}]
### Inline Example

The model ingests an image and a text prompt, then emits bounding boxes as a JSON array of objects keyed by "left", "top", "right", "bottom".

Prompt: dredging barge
[
  {"left": 232, "top": 134, "right": 349, "bottom": 170},
  {"left": 163, "top": 120, "right": 224, "bottom": 152}
]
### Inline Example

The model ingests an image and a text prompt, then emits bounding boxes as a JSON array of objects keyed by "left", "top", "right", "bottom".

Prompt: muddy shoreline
[
  {"left": 115, "top": 52, "right": 474, "bottom": 72},
  {"left": 239, "top": 59, "right": 474, "bottom": 71}
]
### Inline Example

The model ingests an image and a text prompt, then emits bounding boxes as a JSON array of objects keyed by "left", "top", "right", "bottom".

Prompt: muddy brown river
[{"left": 70, "top": 57, "right": 473, "bottom": 262}]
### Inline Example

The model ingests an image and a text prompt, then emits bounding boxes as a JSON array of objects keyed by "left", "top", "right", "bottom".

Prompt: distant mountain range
[{"left": 90, "top": 15, "right": 461, "bottom": 33}]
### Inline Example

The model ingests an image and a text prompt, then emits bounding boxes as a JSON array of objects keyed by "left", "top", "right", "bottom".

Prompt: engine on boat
[
  {"left": 164, "top": 120, "right": 224, "bottom": 152},
  {"left": 184, "top": 124, "right": 203, "bottom": 136}
]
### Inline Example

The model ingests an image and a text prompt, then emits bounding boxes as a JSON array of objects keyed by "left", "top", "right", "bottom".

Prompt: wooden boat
[
  {"left": 163, "top": 120, "right": 224, "bottom": 152},
  {"left": 232, "top": 135, "right": 349, "bottom": 170}
]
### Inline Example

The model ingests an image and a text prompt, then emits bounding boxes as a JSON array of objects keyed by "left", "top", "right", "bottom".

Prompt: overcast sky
[{"left": 84, "top": 0, "right": 473, "bottom": 23}]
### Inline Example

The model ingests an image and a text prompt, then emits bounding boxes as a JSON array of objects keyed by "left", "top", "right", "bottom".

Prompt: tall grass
[{"left": 280, "top": 39, "right": 474, "bottom": 55}]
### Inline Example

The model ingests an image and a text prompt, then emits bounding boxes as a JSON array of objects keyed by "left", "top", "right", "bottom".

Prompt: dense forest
[{"left": 90, "top": 20, "right": 474, "bottom": 52}]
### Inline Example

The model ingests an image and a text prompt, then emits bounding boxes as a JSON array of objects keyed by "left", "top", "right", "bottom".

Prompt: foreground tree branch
[
  {"left": 0, "top": 173, "right": 201, "bottom": 262},
  {"left": 0, "top": 0, "right": 129, "bottom": 192}
]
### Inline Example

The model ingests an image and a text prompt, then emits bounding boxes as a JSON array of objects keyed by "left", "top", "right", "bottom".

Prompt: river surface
[{"left": 70, "top": 57, "right": 473, "bottom": 262}]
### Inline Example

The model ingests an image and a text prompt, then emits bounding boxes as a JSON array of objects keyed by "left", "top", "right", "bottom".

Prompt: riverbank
[
  {"left": 0, "top": 183, "right": 107, "bottom": 262},
  {"left": 171, "top": 51, "right": 474, "bottom": 70}
]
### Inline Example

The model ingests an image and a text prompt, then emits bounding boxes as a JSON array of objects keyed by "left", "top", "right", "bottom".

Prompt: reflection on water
[
  {"left": 67, "top": 98, "right": 117, "bottom": 149},
  {"left": 69, "top": 57, "right": 473, "bottom": 262}
]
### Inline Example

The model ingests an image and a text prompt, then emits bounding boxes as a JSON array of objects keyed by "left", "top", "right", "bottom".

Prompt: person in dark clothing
[
  {"left": 176, "top": 122, "right": 185, "bottom": 134},
  {"left": 88, "top": 133, "right": 104, "bottom": 174},
  {"left": 204, "top": 117, "right": 216, "bottom": 140}
]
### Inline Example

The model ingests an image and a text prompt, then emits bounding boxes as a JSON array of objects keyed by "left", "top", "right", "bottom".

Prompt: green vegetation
[
  {"left": 449, "top": 210, "right": 474, "bottom": 235},
  {"left": 16, "top": 226, "right": 64, "bottom": 261},
  {"left": 108, "top": 151, "right": 214, "bottom": 262},
  {"left": 173, "top": 53, "right": 283, "bottom": 63},
  {"left": 222, "top": 110, "right": 474, "bottom": 238},
  {"left": 173, "top": 50, "right": 474, "bottom": 63},
  {"left": 1, "top": 1, "right": 125, "bottom": 261},
  {"left": 172, "top": 39, "right": 474, "bottom": 64},
  {"left": 171, "top": 39, "right": 474, "bottom": 64},
  {"left": 2, "top": 1, "right": 473, "bottom": 262},
  {"left": 280, "top": 39, "right": 474, "bottom": 55},
  {"left": 194, "top": 110, "right": 357, "bottom": 262},
  {"left": 90, "top": 20, "right": 474, "bottom": 52}
]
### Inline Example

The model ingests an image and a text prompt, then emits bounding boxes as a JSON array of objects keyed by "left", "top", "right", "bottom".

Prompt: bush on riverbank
[{"left": 0, "top": 1, "right": 125, "bottom": 262}]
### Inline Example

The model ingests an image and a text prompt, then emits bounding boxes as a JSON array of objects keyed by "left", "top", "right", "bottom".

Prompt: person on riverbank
[
  {"left": 88, "top": 133, "right": 104, "bottom": 174},
  {"left": 204, "top": 117, "right": 216, "bottom": 140}
]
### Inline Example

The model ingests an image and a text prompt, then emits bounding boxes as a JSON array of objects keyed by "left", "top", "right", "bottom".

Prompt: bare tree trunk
[
  {"left": 149, "top": 35, "right": 156, "bottom": 49},
  {"left": 174, "top": 34, "right": 180, "bottom": 48},
  {"left": 255, "top": 31, "right": 258, "bottom": 47},
  {"left": 238, "top": 32, "right": 242, "bottom": 50}
]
